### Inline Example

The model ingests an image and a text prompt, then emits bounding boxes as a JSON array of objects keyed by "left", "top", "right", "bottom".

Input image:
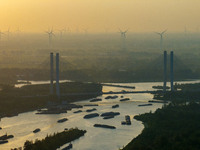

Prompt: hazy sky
[{"left": 0, "top": 0, "right": 200, "bottom": 33}]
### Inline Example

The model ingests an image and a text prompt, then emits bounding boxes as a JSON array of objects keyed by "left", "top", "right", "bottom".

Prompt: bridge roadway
[
  {"left": 59, "top": 90, "right": 161, "bottom": 96},
  {"left": 102, "top": 90, "right": 162, "bottom": 94},
  {"left": 60, "top": 91, "right": 157, "bottom": 96},
  {"left": 21, "top": 90, "right": 162, "bottom": 98},
  {"left": 101, "top": 83, "right": 135, "bottom": 89}
]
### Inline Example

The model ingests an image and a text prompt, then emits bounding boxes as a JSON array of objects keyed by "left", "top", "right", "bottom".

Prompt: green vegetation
[
  {"left": 123, "top": 103, "right": 200, "bottom": 150},
  {"left": 154, "top": 91, "right": 200, "bottom": 104},
  {"left": 123, "top": 83, "right": 200, "bottom": 150},
  {"left": 12, "top": 128, "right": 86, "bottom": 150},
  {"left": 174, "top": 83, "right": 200, "bottom": 91},
  {"left": 153, "top": 83, "right": 200, "bottom": 104},
  {"left": 0, "top": 82, "right": 102, "bottom": 119}
]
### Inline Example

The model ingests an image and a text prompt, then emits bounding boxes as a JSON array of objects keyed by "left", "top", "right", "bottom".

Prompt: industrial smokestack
[
  {"left": 170, "top": 51, "right": 174, "bottom": 91},
  {"left": 56, "top": 53, "right": 60, "bottom": 97},
  {"left": 50, "top": 52, "right": 54, "bottom": 95},
  {"left": 163, "top": 51, "right": 167, "bottom": 92}
]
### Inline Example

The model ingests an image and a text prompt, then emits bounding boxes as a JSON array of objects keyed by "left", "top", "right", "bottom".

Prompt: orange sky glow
[{"left": 0, "top": 0, "right": 200, "bottom": 33}]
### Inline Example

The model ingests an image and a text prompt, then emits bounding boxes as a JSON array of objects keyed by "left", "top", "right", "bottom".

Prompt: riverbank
[
  {"left": 123, "top": 83, "right": 200, "bottom": 150},
  {"left": 153, "top": 83, "right": 200, "bottom": 103},
  {"left": 0, "top": 82, "right": 102, "bottom": 119},
  {"left": 12, "top": 128, "right": 86, "bottom": 150},
  {"left": 123, "top": 102, "right": 200, "bottom": 150},
  {"left": 0, "top": 81, "right": 165, "bottom": 150}
]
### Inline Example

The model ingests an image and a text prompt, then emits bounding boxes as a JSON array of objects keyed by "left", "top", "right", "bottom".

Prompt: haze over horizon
[{"left": 0, "top": 0, "right": 200, "bottom": 33}]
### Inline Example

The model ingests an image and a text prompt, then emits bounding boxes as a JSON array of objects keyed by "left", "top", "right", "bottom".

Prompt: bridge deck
[{"left": 21, "top": 90, "right": 162, "bottom": 98}]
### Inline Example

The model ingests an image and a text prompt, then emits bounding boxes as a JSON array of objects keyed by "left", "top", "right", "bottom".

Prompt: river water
[{"left": 0, "top": 80, "right": 200, "bottom": 150}]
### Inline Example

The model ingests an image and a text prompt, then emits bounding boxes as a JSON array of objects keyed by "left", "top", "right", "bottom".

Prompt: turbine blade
[
  {"left": 161, "top": 29, "right": 167, "bottom": 34},
  {"left": 118, "top": 28, "right": 122, "bottom": 32},
  {"left": 154, "top": 32, "right": 161, "bottom": 35},
  {"left": 124, "top": 29, "right": 129, "bottom": 33}
]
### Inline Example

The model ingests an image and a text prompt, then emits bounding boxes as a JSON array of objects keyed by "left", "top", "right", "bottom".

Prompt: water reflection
[{"left": 1, "top": 80, "right": 199, "bottom": 149}]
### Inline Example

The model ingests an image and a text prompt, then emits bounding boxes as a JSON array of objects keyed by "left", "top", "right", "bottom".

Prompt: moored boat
[
  {"left": 120, "top": 98, "right": 130, "bottom": 102},
  {"left": 62, "top": 143, "right": 73, "bottom": 150},
  {"left": 73, "top": 110, "right": 82, "bottom": 113},
  {"left": 57, "top": 118, "right": 68, "bottom": 123},
  {"left": 33, "top": 128, "right": 41, "bottom": 133},
  {"left": 86, "top": 108, "right": 97, "bottom": 112},
  {"left": 0, "top": 140, "right": 8, "bottom": 144},
  {"left": 138, "top": 104, "right": 153, "bottom": 107},
  {"left": 112, "top": 104, "right": 119, "bottom": 108},
  {"left": 83, "top": 113, "right": 99, "bottom": 119},
  {"left": 94, "top": 124, "right": 116, "bottom": 129}
]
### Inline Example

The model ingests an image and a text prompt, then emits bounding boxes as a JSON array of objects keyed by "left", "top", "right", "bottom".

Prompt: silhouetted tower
[
  {"left": 56, "top": 53, "right": 60, "bottom": 98},
  {"left": 50, "top": 53, "right": 54, "bottom": 95},
  {"left": 163, "top": 51, "right": 167, "bottom": 92},
  {"left": 170, "top": 51, "right": 174, "bottom": 91}
]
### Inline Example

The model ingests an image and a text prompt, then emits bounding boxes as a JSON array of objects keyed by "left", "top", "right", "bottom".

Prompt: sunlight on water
[{"left": 1, "top": 80, "right": 200, "bottom": 150}]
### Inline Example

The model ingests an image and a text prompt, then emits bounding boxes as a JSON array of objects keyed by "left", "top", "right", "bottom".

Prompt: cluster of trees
[
  {"left": 123, "top": 83, "right": 200, "bottom": 150},
  {"left": 154, "top": 83, "right": 200, "bottom": 104},
  {"left": 174, "top": 83, "right": 200, "bottom": 91},
  {"left": 0, "top": 49, "right": 200, "bottom": 83},
  {"left": 0, "top": 82, "right": 102, "bottom": 119},
  {"left": 123, "top": 102, "right": 200, "bottom": 150},
  {"left": 12, "top": 128, "right": 86, "bottom": 150}
]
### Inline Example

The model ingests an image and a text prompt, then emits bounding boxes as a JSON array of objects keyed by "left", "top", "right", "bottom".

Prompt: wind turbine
[
  {"left": 45, "top": 28, "right": 55, "bottom": 47},
  {"left": 0, "top": 30, "right": 5, "bottom": 42},
  {"left": 155, "top": 29, "right": 167, "bottom": 51},
  {"left": 58, "top": 28, "right": 68, "bottom": 39},
  {"left": 104, "top": 27, "right": 109, "bottom": 34},
  {"left": 58, "top": 29, "right": 65, "bottom": 39},
  {"left": 196, "top": 26, "right": 199, "bottom": 33},
  {"left": 76, "top": 26, "right": 79, "bottom": 33},
  {"left": 66, "top": 27, "right": 71, "bottom": 34},
  {"left": 6, "top": 27, "right": 11, "bottom": 41},
  {"left": 16, "top": 27, "right": 21, "bottom": 37},
  {"left": 183, "top": 26, "right": 190, "bottom": 46},
  {"left": 184, "top": 26, "right": 187, "bottom": 36},
  {"left": 119, "top": 28, "right": 128, "bottom": 38},
  {"left": 119, "top": 28, "right": 128, "bottom": 50},
  {"left": 83, "top": 28, "right": 88, "bottom": 35}
]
